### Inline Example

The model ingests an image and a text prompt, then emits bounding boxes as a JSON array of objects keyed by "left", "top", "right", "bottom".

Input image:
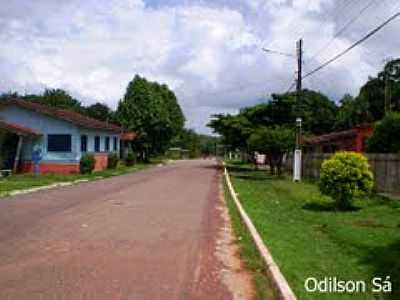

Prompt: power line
[
  {"left": 303, "top": 11, "right": 400, "bottom": 80},
  {"left": 309, "top": 0, "right": 377, "bottom": 61}
]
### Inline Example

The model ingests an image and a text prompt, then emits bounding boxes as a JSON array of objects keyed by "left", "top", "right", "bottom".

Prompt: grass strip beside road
[
  {"left": 227, "top": 163, "right": 400, "bottom": 300},
  {"left": 0, "top": 162, "right": 155, "bottom": 196},
  {"left": 223, "top": 176, "right": 278, "bottom": 300}
]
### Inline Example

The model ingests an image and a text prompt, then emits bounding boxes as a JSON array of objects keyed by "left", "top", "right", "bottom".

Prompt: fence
[{"left": 285, "top": 153, "right": 400, "bottom": 193}]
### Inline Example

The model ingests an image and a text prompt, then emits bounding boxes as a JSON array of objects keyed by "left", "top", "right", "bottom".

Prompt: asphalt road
[{"left": 0, "top": 160, "right": 236, "bottom": 300}]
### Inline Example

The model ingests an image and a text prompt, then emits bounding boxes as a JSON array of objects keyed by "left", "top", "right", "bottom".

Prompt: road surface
[{"left": 0, "top": 160, "right": 251, "bottom": 299}]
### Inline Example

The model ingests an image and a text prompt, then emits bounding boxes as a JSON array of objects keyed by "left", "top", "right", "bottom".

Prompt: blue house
[{"left": 0, "top": 98, "right": 134, "bottom": 174}]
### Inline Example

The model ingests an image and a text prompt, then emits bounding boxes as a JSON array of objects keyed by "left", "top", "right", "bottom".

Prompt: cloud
[{"left": 0, "top": 0, "right": 399, "bottom": 133}]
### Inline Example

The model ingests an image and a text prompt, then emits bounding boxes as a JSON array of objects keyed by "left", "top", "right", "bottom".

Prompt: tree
[
  {"left": 208, "top": 113, "right": 252, "bottom": 152},
  {"left": 248, "top": 126, "right": 294, "bottom": 175},
  {"left": 26, "top": 89, "right": 84, "bottom": 112},
  {"left": 173, "top": 128, "right": 201, "bottom": 158},
  {"left": 116, "top": 75, "right": 185, "bottom": 160},
  {"left": 335, "top": 58, "right": 400, "bottom": 130},
  {"left": 243, "top": 90, "right": 337, "bottom": 135},
  {"left": 367, "top": 112, "right": 400, "bottom": 153},
  {"left": 86, "top": 102, "right": 114, "bottom": 122}
]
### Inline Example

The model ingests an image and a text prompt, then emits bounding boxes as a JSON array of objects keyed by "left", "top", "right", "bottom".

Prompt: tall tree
[
  {"left": 335, "top": 58, "right": 400, "bottom": 130},
  {"left": 116, "top": 75, "right": 185, "bottom": 159}
]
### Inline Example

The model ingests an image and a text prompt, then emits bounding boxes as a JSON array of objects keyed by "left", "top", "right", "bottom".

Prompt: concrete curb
[
  {"left": 0, "top": 178, "right": 92, "bottom": 198},
  {"left": 0, "top": 164, "right": 157, "bottom": 199},
  {"left": 223, "top": 166, "right": 297, "bottom": 300}
]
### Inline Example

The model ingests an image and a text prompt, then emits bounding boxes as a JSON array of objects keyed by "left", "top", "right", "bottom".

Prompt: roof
[
  {"left": 0, "top": 120, "right": 41, "bottom": 136},
  {"left": 120, "top": 132, "right": 136, "bottom": 141},
  {"left": 0, "top": 98, "right": 122, "bottom": 132},
  {"left": 305, "top": 124, "right": 372, "bottom": 145}
]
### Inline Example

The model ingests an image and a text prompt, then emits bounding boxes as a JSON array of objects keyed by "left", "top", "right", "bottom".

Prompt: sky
[{"left": 0, "top": 0, "right": 399, "bottom": 133}]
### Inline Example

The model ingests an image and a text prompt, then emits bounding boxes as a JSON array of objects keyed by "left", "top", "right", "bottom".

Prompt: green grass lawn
[
  {"left": 227, "top": 163, "right": 400, "bottom": 300},
  {"left": 0, "top": 162, "right": 154, "bottom": 195}
]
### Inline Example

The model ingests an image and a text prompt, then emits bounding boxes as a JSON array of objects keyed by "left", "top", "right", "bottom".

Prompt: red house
[{"left": 304, "top": 124, "right": 373, "bottom": 153}]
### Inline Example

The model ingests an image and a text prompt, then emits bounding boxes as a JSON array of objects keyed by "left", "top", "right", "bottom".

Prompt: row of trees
[{"left": 208, "top": 58, "right": 400, "bottom": 172}]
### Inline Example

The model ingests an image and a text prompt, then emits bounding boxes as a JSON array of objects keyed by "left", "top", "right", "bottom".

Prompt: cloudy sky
[{"left": 1, "top": 0, "right": 399, "bottom": 133}]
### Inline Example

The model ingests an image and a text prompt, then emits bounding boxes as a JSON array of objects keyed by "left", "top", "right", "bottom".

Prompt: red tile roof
[
  {"left": 0, "top": 98, "right": 123, "bottom": 132},
  {"left": 0, "top": 120, "right": 41, "bottom": 136},
  {"left": 305, "top": 124, "right": 372, "bottom": 145}
]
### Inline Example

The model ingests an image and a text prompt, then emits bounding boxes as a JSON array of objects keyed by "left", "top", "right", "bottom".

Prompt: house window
[
  {"left": 105, "top": 136, "right": 110, "bottom": 152},
  {"left": 94, "top": 136, "right": 100, "bottom": 152},
  {"left": 81, "top": 135, "right": 87, "bottom": 152},
  {"left": 47, "top": 134, "right": 71, "bottom": 152},
  {"left": 113, "top": 137, "right": 118, "bottom": 151}
]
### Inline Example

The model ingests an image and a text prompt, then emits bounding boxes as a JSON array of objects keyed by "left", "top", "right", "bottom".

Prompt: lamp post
[{"left": 293, "top": 117, "right": 302, "bottom": 182}]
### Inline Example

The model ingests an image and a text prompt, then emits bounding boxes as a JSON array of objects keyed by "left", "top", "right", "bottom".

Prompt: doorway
[{"left": 0, "top": 131, "right": 19, "bottom": 170}]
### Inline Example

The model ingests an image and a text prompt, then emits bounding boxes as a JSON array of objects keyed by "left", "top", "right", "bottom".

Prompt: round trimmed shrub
[
  {"left": 319, "top": 152, "right": 373, "bottom": 210},
  {"left": 125, "top": 151, "right": 135, "bottom": 167},
  {"left": 80, "top": 154, "right": 96, "bottom": 174},
  {"left": 107, "top": 153, "right": 119, "bottom": 169}
]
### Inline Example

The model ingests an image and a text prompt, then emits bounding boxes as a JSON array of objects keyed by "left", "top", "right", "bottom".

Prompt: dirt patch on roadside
[{"left": 215, "top": 176, "right": 255, "bottom": 300}]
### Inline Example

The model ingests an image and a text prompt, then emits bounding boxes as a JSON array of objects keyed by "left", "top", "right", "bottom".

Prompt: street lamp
[{"left": 293, "top": 117, "right": 302, "bottom": 182}]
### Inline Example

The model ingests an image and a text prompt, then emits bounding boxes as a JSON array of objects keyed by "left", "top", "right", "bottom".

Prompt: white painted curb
[{"left": 224, "top": 166, "right": 297, "bottom": 300}]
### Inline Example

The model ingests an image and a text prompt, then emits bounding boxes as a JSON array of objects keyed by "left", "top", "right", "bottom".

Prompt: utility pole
[
  {"left": 293, "top": 38, "right": 303, "bottom": 182},
  {"left": 296, "top": 39, "right": 303, "bottom": 98},
  {"left": 384, "top": 58, "right": 392, "bottom": 115}
]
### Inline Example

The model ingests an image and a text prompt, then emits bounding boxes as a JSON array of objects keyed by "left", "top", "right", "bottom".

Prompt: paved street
[{"left": 0, "top": 160, "right": 247, "bottom": 300}]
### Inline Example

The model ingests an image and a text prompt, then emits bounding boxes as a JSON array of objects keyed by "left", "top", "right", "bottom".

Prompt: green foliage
[
  {"left": 228, "top": 164, "right": 400, "bottom": 300},
  {"left": 86, "top": 102, "right": 115, "bottom": 122},
  {"left": 335, "top": 58, "right": 400, "bottom": 130},
  {"left": 24, "top": 89, "right": 84, "bottom": 112},
  {"left": 79, "top": 154, "right": 96, "bottom": 174},
  {"left": 208, "top": 113, "right": 252, "bottom": 151},
  {"left": 319, "top": 152, "right": 373, "bottom": 210},
  {"left": 116, "top": 75, "right": 185, "bottom": 159},
  {"left": 171, "top": 128, "right": 218, "bottom": 158},
  {"left": 208, "top": 89, "right": 337, "bottom": 155},
  {"left": 107, "top": 153, "right": 119, "bottom": 169},
  {"left": 266, "top": 90, "right": 338, "bottom": 134},
  {"left": 125, "top": 151, "right": 135, "bottom": 166},
  {"left": 0, "top": 131, "right": 5, "bottom": 170},
  {"left": 248, "top": 126, "right": 294, "bottom": 175},
  {"left": 367, "top": 112, "right": 400, "bottom": 153},
  {"left": 173, "top": 129, "right": 200, "bottom": 158}
]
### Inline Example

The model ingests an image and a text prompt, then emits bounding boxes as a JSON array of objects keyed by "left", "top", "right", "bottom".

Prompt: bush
[
  {"left": 319, "top": 152, "right": 373, "bottom": 210},
  {"left": 107, "top": 153, "right": 119, "bottom": 169},
  {"left": 80, "top": 154, "right": 96, "bottom": 174},
  {"left": 125, "top": 151, "right": 135, "bottom": 166},
  {"left": 367, "top": 112, "right": 400, "bottom": 153}
]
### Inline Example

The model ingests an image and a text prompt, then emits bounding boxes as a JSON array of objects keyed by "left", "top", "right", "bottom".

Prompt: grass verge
[
  {"left": 227, "top": 163, "right": 400, "bottom": 300},
  {"left": 223, "top": 175, "right": 278, "bottom": 300},
  {"left": 0, "top": 162, "right": 156, "bottom": 196}
]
